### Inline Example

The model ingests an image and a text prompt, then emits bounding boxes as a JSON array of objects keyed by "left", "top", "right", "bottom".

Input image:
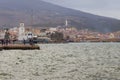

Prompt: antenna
[{"left": 30, "top": 9, "right": 34, "bottom": 27}]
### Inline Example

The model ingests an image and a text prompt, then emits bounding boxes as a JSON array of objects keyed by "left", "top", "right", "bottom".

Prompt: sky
[{"left": 43, "top": 0, "right": 120, "bottom": 19}]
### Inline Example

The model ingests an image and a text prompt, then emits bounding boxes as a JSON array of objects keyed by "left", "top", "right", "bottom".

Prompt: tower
[
  {"left": 65, "top": 19, "right": 68, "bottom": 27},
  {"left": 18, "top": 23, "right": 26, "bottom": 40},
  {"left": 19, "top": 23, "right": 25, "bottom": 35}
]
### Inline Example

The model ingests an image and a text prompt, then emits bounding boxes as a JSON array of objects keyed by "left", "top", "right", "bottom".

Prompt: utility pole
[{"left": 30, "top": 9, "right": 34, "bottom": 27}]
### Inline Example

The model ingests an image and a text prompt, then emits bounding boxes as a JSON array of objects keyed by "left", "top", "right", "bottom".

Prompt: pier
[{"left": 0, "top": 44, "right": 40, "bottom": 50}]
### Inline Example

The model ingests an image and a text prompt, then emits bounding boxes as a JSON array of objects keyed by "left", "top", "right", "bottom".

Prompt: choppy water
[{"left": 0, "top": 43, "right": 120, "bottom": 80}]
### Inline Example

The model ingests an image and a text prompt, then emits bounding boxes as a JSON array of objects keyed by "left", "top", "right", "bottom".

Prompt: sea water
[{"left": 0, "top": 43, "right": 120, "bottom": 80}]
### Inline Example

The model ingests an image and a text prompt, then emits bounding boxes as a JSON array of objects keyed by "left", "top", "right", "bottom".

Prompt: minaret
[{"left": 65, "top": 19, "right": 68, "bottom": 27}]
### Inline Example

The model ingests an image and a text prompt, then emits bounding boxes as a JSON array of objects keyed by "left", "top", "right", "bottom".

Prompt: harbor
[{"left": 0, "top": 22, "right": 120, "bottom": 46}]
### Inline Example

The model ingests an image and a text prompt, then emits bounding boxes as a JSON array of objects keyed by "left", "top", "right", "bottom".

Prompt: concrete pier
[{"left": 0, "top": 44, "right": 40, "bottom": 50}]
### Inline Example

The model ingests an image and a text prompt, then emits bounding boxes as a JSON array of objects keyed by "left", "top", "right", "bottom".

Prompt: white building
[
  {"left": 48, "top": 28, "right": 57, "bottom": 33},
  {"left": 0, "top": 33, "right": 5, "bottom": 40},
  {"left": 109, "top": 33, "right": 115, "bottom": 38}
]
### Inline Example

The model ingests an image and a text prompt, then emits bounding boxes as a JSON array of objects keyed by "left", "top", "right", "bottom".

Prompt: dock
[{"left": 0, "top": 44, "right": 40, "bottom": 50}]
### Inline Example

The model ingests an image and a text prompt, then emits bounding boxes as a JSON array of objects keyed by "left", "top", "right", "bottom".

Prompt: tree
[{"left": 50, "top": 32, "right": 64, "bottom": 42}]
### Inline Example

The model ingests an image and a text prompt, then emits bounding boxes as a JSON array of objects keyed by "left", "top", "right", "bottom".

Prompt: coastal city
[
  {"left": 1, "top": 0, "right": 120, "bottom": 80},
  {"left": 0, "top": 21, "right": 120, "bottom": 44}
]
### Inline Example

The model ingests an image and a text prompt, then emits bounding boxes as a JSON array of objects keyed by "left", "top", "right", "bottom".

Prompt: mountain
[{"left": 0, "top": 0, "right": 120, "bottom": 32}]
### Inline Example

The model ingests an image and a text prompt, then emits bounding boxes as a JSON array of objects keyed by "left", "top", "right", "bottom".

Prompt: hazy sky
[{"left": 43, "top": 0, "right": 120, "bottom": 19}]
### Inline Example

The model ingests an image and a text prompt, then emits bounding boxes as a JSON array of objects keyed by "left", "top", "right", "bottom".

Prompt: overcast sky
[{"left": 43, "top": 0, "right": 120, "bottom": 19}]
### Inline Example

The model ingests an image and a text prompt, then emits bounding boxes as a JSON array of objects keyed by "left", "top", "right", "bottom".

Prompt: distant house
[{"left": 0, "top": 33, "right": 5, "bottom": 40}]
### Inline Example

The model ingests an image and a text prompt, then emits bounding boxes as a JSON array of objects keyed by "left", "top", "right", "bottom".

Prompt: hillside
[{"left": 0, "top": 0, "right": 120, "bottom": 32}]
